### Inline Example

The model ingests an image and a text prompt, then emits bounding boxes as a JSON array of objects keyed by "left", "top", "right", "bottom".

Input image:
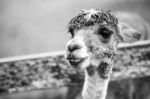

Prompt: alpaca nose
[{"left": 67, "top": 43, "right": 82, "bottom": 52}]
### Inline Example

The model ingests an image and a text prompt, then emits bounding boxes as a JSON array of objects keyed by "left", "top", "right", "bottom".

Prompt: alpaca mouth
[
  {"left": 68, "top": 58, "right": 85, "bottom": 66},
  {"left": 67, "top": 55, "right": 88, "bottom": 66},
  {"left": 66, "top": 52, "right": 88, "bottom": 66}
]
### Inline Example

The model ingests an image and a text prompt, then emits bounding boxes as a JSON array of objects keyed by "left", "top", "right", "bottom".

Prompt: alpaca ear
[{"left": 117, "top": 22, "right": 141, "bottom": 43}]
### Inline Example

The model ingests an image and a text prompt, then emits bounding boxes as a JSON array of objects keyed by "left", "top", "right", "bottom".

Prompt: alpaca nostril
[{"left": 68, "top": 43, "right": 82, "bottom": 52}]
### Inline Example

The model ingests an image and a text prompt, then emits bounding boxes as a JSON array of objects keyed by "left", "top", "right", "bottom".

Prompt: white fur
[{"left": 84, "top": 9, "right": 98, "bottom": 21}]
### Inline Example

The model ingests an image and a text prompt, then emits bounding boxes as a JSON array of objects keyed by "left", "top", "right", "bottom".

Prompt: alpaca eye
[
  {"left": 68, "top": 29, "right": 74, "bottom": 38},
  {"left": 70, "top": 32, "right": 74, "bottom": 38},
  {"left": 101, "top": 29, "right": 112, "bottom": 39},
  {"left": 98, "top": 28, "right": 113, "bottom": 39}
]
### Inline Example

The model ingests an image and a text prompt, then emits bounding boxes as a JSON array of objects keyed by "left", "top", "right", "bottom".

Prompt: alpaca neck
[{"left": 82, "top": 70, "right": 110, "bottom": 99}]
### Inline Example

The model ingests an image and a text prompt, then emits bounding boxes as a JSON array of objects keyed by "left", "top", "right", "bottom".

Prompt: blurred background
[{"left": 0, "top": 0, "right": 150, "bottom": 58}]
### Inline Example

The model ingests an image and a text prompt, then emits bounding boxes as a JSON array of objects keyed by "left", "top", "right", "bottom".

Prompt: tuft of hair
[{"left": 68, "top": 9, "right": 118, "bottom": 33}]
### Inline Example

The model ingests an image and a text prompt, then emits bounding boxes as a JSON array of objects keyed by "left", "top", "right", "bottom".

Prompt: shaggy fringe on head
[{"left": 68, "top": 9, "right": 118, "bottom": 33}]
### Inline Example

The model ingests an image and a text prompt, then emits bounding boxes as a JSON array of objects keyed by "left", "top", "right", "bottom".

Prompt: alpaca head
[{"left": 66, "top": 9, "right": 141, "bottom": 77}]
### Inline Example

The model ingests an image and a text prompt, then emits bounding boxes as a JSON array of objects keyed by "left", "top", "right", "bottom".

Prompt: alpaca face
[
  {"left": 66, "top": 23, "right": 118, "bottom": 70},
  {"left": 66, "top": 9, "right": 141, "bottom": 71},
  {"left": 66, "top": 9, "right": 118, "bottom": 70}
]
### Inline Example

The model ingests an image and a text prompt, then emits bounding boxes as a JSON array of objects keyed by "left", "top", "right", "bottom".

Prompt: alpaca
[{"left": 66, "top": 9, "right": 141, "bottom": 99}]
